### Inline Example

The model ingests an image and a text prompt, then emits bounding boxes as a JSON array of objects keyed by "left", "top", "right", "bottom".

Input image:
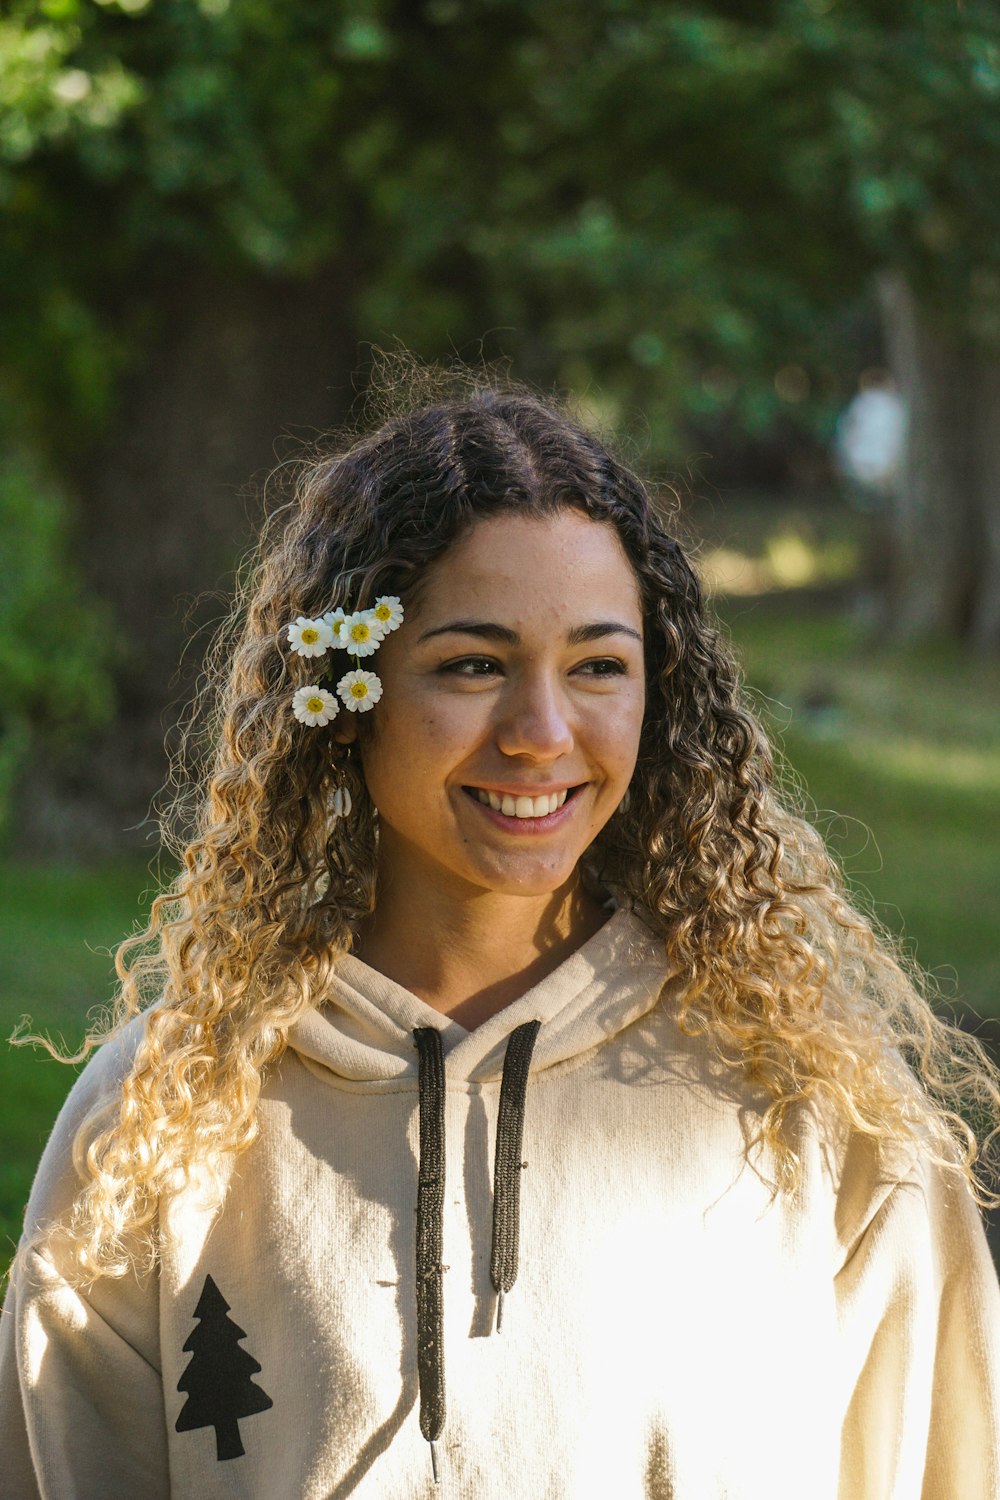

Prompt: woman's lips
[{"left": 460, "top": 784, "right": 584, "bottom": 834}]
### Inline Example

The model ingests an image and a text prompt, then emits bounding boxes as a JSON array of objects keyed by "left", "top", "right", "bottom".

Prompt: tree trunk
[
  {"left": 971, "top": 358, "right": 1000, "bottom": 652},
  {"left": 11, "top": 264, "right": 359, "bottom": 859},
  {"left": 875, "top": 270, "right": 1000, "bottom": 650}
]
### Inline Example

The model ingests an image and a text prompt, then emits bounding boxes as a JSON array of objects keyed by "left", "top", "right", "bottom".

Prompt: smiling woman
[{"left": 3, "top": 370, "right": 1000, "bottom": 1498}]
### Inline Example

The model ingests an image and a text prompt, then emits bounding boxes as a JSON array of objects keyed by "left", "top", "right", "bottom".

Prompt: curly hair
[{"left": 24, "top": 360, "right": 1000, "bottom": 1283}]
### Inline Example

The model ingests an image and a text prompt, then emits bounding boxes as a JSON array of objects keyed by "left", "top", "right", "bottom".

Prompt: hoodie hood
[{"left": 287, "top": 904, "right": 671, "bottom": 1089}]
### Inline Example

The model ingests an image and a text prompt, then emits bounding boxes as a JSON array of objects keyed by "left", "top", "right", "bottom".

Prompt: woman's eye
[
  {"left": 441, "top": 656, "right": 500, "bottom": 677},
  {"left": 575, "top": 657, "right": 628, "bottom": 677}
]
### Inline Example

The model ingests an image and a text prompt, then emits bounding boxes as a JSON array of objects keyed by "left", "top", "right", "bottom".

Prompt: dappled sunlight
[
  {"left": 699, "top": 529, "right": 860, "bottom": 597},
  {"left": 848, "top": 736, "right": 1000, "bottom": 795},
  {"left": 699, "top": 546, "right": 772, "bottom": 595},
  {"left": 24, "top": 1302, "right": 49, "bottom": 1387}
]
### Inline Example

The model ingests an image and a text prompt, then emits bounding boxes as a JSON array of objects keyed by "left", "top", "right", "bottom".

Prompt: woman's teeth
[{"left": 474, "top": 788, "right": 570, "bottom": 818}]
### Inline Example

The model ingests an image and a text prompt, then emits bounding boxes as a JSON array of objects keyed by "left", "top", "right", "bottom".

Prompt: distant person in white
[{"left": 833, "top": 367, "right": 906, "bottom": 505}]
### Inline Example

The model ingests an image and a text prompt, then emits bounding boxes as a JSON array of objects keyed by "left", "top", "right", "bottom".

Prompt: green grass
[
  {"left": 718, "top": 602, "right": 1000, "bottom": 1023},
  {"left": 0, "top": 862, "right": 157, "bottom": 1256}
]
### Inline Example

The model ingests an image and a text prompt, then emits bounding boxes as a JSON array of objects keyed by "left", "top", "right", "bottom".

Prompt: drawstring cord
[
  {"left": 490, "top": 1019, "right": 542, "bottom": 1333},
  {"left": 412, "top": 1019, "right": 542, "bottom": 1486},
  {"left": 413, "top": 1028, "right": 446, "bottom": 1482}
]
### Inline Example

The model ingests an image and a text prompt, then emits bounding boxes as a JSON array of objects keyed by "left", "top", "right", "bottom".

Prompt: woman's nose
[{"left": 494, "top": 673, "right": 575, "bottom": 760}]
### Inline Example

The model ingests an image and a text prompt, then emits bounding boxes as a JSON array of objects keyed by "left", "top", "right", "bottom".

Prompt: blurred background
[{"left": 1, "top": 0, "right": 999, "bottom": 1258}]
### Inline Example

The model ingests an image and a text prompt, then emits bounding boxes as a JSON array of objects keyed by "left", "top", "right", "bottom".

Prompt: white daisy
[
  {"left": 336, "top": 669, "right": 383, "bottom": 712},
  {"left": 371, "top": 595, "right": 404, "bottom": 634},
  {"left": 292, "top": 686, "right": 340, "bottom": 726},
  {"left": 323, "top": 607, "right": 348, "bottom": 644},
  {"left": 287, "top": 615, "right": 333, "bottom": 658},
  {"left": 342, "top": 610, "right": 384, "bottom": 657}
]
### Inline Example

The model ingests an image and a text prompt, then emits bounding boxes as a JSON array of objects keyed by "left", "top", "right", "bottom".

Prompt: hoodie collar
[{"left": 287, "top": 905, "right": 670, "bottom": 1087}]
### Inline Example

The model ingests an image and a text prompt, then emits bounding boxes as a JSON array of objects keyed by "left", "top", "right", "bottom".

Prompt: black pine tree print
[{"left": 175, "top": 1274, "right": 273, "bottom": 1460}]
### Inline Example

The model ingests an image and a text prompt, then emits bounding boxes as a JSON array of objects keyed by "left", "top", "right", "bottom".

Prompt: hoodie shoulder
[{"left": 19, "top": 1013, "right": 148, "bottom": 1247}]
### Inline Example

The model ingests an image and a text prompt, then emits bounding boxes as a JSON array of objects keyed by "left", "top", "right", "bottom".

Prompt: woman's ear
[{"left": 331, "top": 716, "right": 358, "bottom": 746}]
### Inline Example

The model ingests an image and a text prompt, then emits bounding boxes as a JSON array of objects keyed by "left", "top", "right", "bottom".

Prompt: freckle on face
[{"left": 357, "top": 510, "right": 646, "bottom": 903}]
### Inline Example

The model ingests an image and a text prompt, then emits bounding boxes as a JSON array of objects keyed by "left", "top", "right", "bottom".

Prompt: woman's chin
[{"left": 461, "top": 852, "right": 585, "bottom": 900}]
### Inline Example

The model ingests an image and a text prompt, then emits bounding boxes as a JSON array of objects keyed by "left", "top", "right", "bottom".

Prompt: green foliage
[
  {"left": 1, "top": 0, "right": 999, "bottom": 455},
  {"left": 0, "top": 459, "right": 116, "bottom": 832}
]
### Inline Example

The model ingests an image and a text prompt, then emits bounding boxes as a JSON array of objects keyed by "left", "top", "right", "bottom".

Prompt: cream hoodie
[{"left": 2, "top": 907, "right": 999, "bottom": 1499}]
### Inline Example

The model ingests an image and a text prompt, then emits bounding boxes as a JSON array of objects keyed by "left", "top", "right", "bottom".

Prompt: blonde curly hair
[{"left": 22, "top": 363, "right": 1000, "bottom": 1284}]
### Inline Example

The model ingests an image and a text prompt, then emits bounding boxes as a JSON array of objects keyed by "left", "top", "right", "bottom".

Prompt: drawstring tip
[
  {"left": 495, "top": 1290, "right": 504, "bottom": 1334},
  {"left": 429, "top": 1438, "right": 440, "bottom": 1485}
]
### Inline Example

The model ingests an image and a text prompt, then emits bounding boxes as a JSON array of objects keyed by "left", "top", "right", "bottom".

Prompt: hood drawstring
[
  {"left": 412, "top": 1019, "right": 542, "bottom": 1487},
  {"left": 413, "top": 1027, "right": 447, "bottom": 1484},
  {"left": 490, "top": 1018, "right": 542, "bottom": 1334}
]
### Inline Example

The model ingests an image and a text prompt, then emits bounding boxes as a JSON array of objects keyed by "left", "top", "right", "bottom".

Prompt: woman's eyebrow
[
  {"left": 417, "top": 620, "right": 642, "bottom": 645},
  {"left": 567, "top": 621, "right": 643, "bottom": 645}
]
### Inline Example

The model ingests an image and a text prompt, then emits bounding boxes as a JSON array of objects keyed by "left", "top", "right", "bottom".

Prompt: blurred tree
[
  {"left": 1, "top": 0, "right": 998, "bottom": 848},
  {"left": 486, "top": 1, "right": 1000, "bottom": 646},
  {"left": 0, "top": 456, "right": 115, "bottom": 841}
]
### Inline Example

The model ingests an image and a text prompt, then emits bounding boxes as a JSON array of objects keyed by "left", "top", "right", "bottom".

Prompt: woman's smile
[{"left": 460, "top": 781, "right": 583, "bottom": 831}]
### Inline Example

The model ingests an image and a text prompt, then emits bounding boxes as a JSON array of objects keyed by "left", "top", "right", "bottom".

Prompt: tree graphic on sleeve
[{"left": 175, "top": 1275, "right": 273, "bottom": 1460}]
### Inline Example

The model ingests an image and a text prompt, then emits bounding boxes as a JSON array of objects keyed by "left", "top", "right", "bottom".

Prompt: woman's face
[{"left": 347, "top": 509, "right": 647, "bottom": 905}]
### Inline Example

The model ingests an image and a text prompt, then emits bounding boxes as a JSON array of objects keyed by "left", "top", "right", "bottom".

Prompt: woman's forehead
[{"left": 411, "top": 510, "right": 643, "bottom": 623}]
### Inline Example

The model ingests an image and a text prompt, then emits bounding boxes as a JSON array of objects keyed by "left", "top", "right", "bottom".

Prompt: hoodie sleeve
[
  {"left": 835, "top": 1149, "right": 1000, "bottom": 1499},
  {"left": 0, "top": 1023, "right": 170, "bottom": 1500}
]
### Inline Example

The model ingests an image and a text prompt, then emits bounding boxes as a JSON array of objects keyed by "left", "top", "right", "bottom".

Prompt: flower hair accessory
[{"left": 286, "top": 596, "right": 403, "bottom": 725}]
